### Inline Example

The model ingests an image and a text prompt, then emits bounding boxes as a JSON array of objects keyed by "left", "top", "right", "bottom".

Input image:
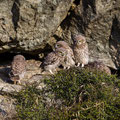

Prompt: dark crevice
[
  {"left": 109, "top": 17, "right": 120, "bottom": 69},
  {"left": 0, "top": 52, "right": 40, "bottom": 63},
  {"left": 74, "top": 0, "right": 80, "bottom": 6},
  {"left": 11, "top": 0, "right": 20, "bottom": 31},
  {"left": 82, "top": 0, "right": 96, "bottom": 14}
]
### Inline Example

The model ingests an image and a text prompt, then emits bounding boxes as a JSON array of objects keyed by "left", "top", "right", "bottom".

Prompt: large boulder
[{"left": 0, "top": 0, "right": 74, "bottom": 53}]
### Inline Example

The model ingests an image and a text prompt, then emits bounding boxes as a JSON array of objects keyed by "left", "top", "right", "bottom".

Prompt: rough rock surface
[
  {"left": 0, "top": 95, "right": 16, "bottom": 120},
  {"left": 0, "top": 0, "right": 15, "bottom": 53},
  {"left": 0, "top": 0, "right": 74, "bottom": 53}
]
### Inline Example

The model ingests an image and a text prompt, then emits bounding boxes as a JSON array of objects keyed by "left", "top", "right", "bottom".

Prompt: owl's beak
[
  {"left": 53, "top": 47, "right": 56, "bottom": 51},
  {"left": 73, "top": 40, "right": 77, "bottom": 44}
]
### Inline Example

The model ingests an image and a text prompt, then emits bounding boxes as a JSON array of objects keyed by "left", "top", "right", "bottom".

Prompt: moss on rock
[{"left": 14, "top": 67, "right": 120, "bottom": 120}]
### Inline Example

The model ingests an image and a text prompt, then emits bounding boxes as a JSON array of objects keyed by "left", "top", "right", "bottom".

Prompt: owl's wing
[
  {"left": 43, "top": 52, "right": 58, "bottom": 66},
  {"left": 84, "top": 44, "right": 89, "bottom": 56},
  {"left": 69, "top": 48, "right": 75, "bottom": 59}
]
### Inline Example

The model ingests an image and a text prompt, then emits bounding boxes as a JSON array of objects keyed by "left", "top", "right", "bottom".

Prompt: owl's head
[
  {"left": 55, "top": 41, "right": 69, "bottom": 50},
  {"left": 13, "top": 55, "right": 26, "bottom": 61},
  {"left": 72, "top": 34, "right": 86, "bottom": 45}
]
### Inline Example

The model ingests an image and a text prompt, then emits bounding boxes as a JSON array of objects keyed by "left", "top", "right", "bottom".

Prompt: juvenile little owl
[
  {"left": 86, "top": 61, "right": 111, "bottom": 75},
  {"left": 55, "top": 41, "right": 75, "bottom": 69},
  {"left": 72, "top": 34, "right": 89, "bottom": 67},
  {"left": 41, "top": 48, "right": 66, "bottom": 74},
  {"left": 9, "top": 55, "right": 26, "bottom": 84}
]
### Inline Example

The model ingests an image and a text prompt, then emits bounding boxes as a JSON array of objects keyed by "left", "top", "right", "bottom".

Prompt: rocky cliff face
[
  {"left": 54, "top": 0, "right": 120, "bottom": 69},
  {"left": 0, "top": 0, "right": 120, "bottom": 69}
]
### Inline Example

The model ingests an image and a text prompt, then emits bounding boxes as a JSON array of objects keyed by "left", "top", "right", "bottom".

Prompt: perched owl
[
  {"left": 72, "top": 34, "right": 89, "bottom": 67},
  {"left": 9, "top": 55, "right": 26, "bottom": 84},
  {"left": 55, "top": 41, "right": 75, "bottom": 69},
  {"left": 85, "top": 61, "right": 111, "bottom": 75},
  {"left": 41, "top": 48, "right": 66, "bottom": 74}
]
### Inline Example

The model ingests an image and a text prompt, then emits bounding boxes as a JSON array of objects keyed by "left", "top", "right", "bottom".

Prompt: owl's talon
[
  {"left": 76, "top": 63, "right": 80, "bottom": 67},
  {"left": 49, "top": 70, "right": 54, "bottom": 74},
  {"left": 17, "top": 80, "right": 21, "bottom": 85},
  {"left": 14, "top": 81, "right": 17, "bottom": 85},
  {"left": 81, "top": 64, "right": 84, "bottom": 67},
  {"left": 63, "top": 66, "right": 66, "bottom": 69},
  {"left": 67, "top": 66, "right": 70, "bottom": 69}
]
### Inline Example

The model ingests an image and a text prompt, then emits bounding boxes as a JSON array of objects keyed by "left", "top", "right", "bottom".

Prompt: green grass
[{"left": 13, "top": 67, "right": 120, "bottom": 120}]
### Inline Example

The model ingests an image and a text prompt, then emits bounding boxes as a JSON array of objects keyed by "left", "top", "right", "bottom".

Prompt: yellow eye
[
  {"left": 56, "top": 44, "right": 61, "bottom": 48},
  {"left": 59, "top": 51, "right": 64, "bottom": 56}
]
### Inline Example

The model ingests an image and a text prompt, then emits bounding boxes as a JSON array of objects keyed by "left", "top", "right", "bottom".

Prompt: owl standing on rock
[
  {"left": 9, "top": 55, "right": 26, "bottom": 84},
  {"left": 55, "top": 41, "right": 75, "bottom": 69},
  {"left": 41, "top": 48, "right": 66, "bottom": 74},
  {"left": 86, "top": 61, "right": 111, "bottom": 75},
  {"left": 72, "top": 34, "right": 89, "bottom": 67}
]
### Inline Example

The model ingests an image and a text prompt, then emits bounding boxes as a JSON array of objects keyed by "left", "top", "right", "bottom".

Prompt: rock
[
  {"left": 0, "top": 0, "right": 74, "bottom": 54},
  {"left": 0, "top": 95, "right": 16, "bottom": 120},
  {"left": 109, "top": 11, "right": 120, "bottom": 68},
  {"left": 53, "top": 0, "right": 120, "bottom": 69},
  {"left": 0, "top": 82, "right": 22, "bottom": 93},
  {"left": 0, "top": 0, "right": 16, "bottom": 53}
]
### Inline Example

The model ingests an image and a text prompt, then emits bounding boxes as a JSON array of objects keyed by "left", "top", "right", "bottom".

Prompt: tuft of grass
[{"left": 14, "top": 68, "right": 120, "bottom": 120}]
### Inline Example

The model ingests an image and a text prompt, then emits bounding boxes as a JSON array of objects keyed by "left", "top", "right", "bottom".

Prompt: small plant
[{"left": 14, "top": 67, "right": 120, "bottom": 120}]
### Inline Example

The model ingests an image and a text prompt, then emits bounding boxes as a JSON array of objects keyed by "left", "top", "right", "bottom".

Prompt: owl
[
  {"left": 41, "top": 48, "right": 66, "bottom": 74},
  {"left": 86, "top": 61, "right": 111, "bottom": 75},
  {"left": 72, "top": 34, "right": 89, "bottom": 67},
  {"left": 9, "top": 55, "right": 26, "bottom": 84},
  {"left": 55, "top": 41, "right": 75, "bottom": 69}
]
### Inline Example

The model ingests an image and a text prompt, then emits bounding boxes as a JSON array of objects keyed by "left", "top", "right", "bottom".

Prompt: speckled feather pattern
[
  {"left": 10, "top": 55, "right": 26, "bottom": 83},
  {"left": 87, "top": 61, "right": 111, "bottom": 75},
  {"left": 55, "top": 41, "right": 75, "bottom": 68},
  {"left": 42, "top": 48, "right": 66, "bottom": 73},
  {"left": 73, "top": 43, "right": 89, "bottom": 64},
  {"left": 72, "top": 34, "right": 89, "bottom": 65}
]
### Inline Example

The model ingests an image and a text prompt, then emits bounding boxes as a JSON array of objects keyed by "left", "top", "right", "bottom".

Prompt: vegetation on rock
[{"left": 14, "top": 68, "right": 120, "bottom": 120}]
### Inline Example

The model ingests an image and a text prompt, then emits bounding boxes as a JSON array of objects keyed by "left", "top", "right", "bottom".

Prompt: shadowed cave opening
[{"left": 0, "top": 52, "right": 39, "bottom": 64}]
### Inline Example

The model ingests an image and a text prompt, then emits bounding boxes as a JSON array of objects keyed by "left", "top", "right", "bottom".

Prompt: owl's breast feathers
[
  {"left": 43, "top": 52, "right": 59, "bottom": 66},
  {"left": 11, "top": 61, "right": 26, "bottom": 76}
]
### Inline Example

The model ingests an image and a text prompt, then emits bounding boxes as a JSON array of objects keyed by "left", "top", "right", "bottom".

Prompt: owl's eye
[
  {"left": 58, "top": 51, "right": 64, "bottom": 56},
  {"left": 82, "top": 39, "right": 86, "bottom": 43},
  {"left": 56, "top": 44, "right": 61, "bottom": 48},
  {"left": 78, "top": 40, "right": 81, "bottom": 43}
]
